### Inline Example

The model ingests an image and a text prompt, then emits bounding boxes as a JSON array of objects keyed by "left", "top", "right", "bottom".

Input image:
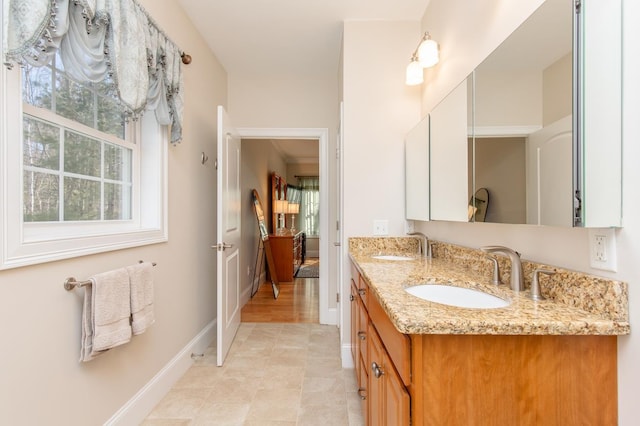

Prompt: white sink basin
[
  {"left": 405, "top": 284, "right": 509, "bottom": 309},
  {"left": 372, "top": 255, "right": 414, "bottom": 261}
]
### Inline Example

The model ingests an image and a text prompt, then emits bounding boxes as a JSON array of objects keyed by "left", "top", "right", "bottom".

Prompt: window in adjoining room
[{"left": 298, "top": 176, "right": 320, "bottom": 237}]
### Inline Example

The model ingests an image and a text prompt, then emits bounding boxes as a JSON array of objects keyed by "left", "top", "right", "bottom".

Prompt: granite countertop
[{"left": 349, "top": 251, "right": 630, "bottom": 336}]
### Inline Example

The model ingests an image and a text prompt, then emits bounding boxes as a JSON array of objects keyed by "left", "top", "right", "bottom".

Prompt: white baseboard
[
  {"left": 105, "top": 319, "right": 216, "bottom": 426},
  {"left": 341, "top": 343, "right": 354, "bottom": 369}
]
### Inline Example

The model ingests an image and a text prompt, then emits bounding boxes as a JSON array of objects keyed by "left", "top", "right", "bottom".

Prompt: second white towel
[{"left": 127, "top": 262, "right": 155, "bottom": 335}]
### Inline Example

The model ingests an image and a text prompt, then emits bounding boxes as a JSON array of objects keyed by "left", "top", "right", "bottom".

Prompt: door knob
[{"left": 212, "top": 242, "right": 234, "bottom": 251}]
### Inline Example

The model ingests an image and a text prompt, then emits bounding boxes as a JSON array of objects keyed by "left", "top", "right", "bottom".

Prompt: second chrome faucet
[
  {"left": 408, "top": 232, "right": 432, "bottom": 258},
  {"left": 481, "top": 246, "right": 524, "bottom": 292}
]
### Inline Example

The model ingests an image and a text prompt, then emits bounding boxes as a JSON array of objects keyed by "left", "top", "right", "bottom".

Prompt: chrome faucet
[
  {"left": 480, "top": 246, "right": 524, "bottom": 292},
  {"left": 408, "top": 232, "right": 431, "bottom": 258}
]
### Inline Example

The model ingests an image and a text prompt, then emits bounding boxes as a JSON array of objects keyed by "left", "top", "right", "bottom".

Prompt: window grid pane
[
  {"left": 22, "top": 55, "right": 126, "bottom": 139},
  {"left": 63, "top": 176, "right": 101, "bottom": 221},
  {"left": 23, "top": 170, "right": 59, "bottom": 222},
  {"left": 64, "top": 130, "right": 101, "bottom": 177},
  {"left": 23, "top": 117, "right": 59, "bottom": 170},
  {"left": 22, "top": 113, "right": 133, "bottom": 223}
]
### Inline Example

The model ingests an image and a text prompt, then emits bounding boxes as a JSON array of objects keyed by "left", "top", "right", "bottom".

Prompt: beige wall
[
  {"left": 414, "top": 1, "right": 640, "bottom": 424},
  {"left": 471, "top": 137, "right": 527, "bottom": 224},
  {"left": 474, "top": 69, "right": 542, "bottom": 127},
  {"left": 0, "top": 1, "right": 227, "bottom": 424},
  {"left": 543, "top": 53, "right": 572, "bottom": 125},
  {"left": 342, "top": 20, "right": 422, "bottom": 238},
  {"left": 341, "top": 19, "right": 422, "bottom": 355}
]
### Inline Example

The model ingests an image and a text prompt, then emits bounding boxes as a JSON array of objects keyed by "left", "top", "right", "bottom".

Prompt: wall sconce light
[{"left": 405, "top": 31, "right": 440, "bottom": 86}]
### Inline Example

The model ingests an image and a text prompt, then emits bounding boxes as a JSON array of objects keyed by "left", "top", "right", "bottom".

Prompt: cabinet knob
[
  {"left": 371, "top": 362, "right": 384, "bottom": 378},
  {"left": 350, "top": 294, "right": 355, "bottom": 302},
  {"left": 358, "top": 288, "right": 366, "bottom": 296},
  {"left": 357, "top": 387, "right": 367, "bottom": 400},
  {"left": 358, "top": 331, "right": 366, "bottom": 341}
]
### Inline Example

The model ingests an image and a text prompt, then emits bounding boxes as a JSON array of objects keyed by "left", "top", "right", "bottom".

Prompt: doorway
[{"left": 237, "top": 127, "right": 333, "bottom": 325}]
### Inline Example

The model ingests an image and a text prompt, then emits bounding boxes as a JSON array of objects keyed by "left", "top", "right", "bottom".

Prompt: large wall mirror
[
  {"left": 424, "top": 0, "right": 622, "bottom": 227},
  {"left": 471, "top": 0, "right": 574, "bottom": 226}
]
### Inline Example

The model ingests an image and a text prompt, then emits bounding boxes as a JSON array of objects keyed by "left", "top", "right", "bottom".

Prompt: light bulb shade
[
  {"left": 418, "top": 38, "right": 439, "bottom": 68},
  {"left": 287, "top": 203, "right": 300, "bottom": 214},
  {"left": 274, "top": 200, "right": 288, "bottom": 214},
  {"left": 405, "top": 60, "right": 424, "bottom": 85}
]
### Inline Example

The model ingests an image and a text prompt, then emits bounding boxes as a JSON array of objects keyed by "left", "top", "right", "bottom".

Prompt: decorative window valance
[{"left": 3, "top": 0, "right": 184, "bottom": 143}]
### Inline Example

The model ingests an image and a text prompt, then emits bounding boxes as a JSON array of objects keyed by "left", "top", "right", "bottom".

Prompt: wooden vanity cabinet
[
  {"left": 350, "top": 260, "right": 618, "bottom": 426},
  {"left": 351, "top": 262, "right": 410, "bottom": 425},
  {"left": 410, "top": 334, "right": 617, "bottom": 425}
]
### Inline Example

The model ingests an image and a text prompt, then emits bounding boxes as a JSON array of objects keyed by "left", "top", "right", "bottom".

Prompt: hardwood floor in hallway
[{"left": 241, "top": 277, "right": 319, "bottom": 323}]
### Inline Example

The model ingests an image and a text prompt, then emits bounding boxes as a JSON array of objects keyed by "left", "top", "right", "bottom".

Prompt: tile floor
[{"left": 143, "top": 322, "right": 364, "bottom": 425}]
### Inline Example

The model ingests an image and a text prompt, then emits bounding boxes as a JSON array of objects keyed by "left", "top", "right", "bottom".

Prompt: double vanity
[{"left": 349, "top": 237, "right": 629, "bottom": 425}]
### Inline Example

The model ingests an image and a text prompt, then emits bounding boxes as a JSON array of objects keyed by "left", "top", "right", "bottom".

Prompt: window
[
  {"left": 298, "top": 176, "right": 320, "bottom": 237},
  {"left": 22, "top": 56, "right": 133, "bottom": 223},
  {"left": 1, "top": 56, "right": 168, "bottom": 270}
]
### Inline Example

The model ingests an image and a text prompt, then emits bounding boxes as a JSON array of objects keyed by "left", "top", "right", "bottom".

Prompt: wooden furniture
[
  {"left": 269, "top": 231, "right": 303, "bottom": 282},
  {"left": 350, "top": 260, "right": 618, "bottom": 425}
]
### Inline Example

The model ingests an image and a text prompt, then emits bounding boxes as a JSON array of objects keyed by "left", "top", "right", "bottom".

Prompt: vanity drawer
[{"left": 368, "top": 291, "right": 411, "bottom": 387}]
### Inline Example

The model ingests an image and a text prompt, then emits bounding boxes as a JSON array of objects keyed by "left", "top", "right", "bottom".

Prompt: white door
[
  {"left": 527, "top": 115, "right": 573, "bottom": 227},
  {"left": 216, "top": 105, "right": 241, "bottom": 366}
]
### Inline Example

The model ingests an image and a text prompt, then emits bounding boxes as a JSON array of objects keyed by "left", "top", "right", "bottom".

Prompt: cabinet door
[
  {"left": 384, "top": 354, "right": 410, "bottom": 426},
  {"left": 350, "top": 281, "right": 358, "bottom": 374},
  {"left": 368, "top": 322, "right": 410, "bottom": 426},
  {"left": 368, "top": 322, "right": 385, "bottom": 426},
  {"left": 358, "top": 355, "right": 369, "bottom": 426},
  {"left": 358, "top": 297, "right": 368, "bottom": 367}
]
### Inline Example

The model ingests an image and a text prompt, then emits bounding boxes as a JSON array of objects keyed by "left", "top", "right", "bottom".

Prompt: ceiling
[
  {"left": 241, "top": 139, "right": 319, "bottom": 164},
  {"left": 177, "top": 0, "right": 430, "bottom": 79}
]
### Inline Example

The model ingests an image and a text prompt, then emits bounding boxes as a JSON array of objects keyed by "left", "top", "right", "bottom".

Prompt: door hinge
[
  {"left": 214, "top": 158, "right": 218, "bottom": 170},
  {"left": 336, "top": 293, "right": 340, "bottom": 303},
  {"left": 336, "top": 147, "right": 340, "bottom": 159},
  {"left": 575, "top": 0, "right": 581, "bottom": 13}
]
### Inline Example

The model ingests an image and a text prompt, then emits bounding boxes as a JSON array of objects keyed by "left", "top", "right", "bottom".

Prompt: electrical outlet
[
  {"left": 594, "top": 235, "right": 607, "bottom": 261},
  {"left": 404, "top": 220, "right": 415, "bottom": 234},
  {"left": 588, "top": 228, "right": 617, "bottom": 271},
  {"left": 373, "top": 220, "right": 388, "bottom": 236}
]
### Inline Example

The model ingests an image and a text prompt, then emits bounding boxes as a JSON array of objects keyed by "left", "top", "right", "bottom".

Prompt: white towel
[
  {"left": 80, "top": 268, "right": 132, "bottom": 362},
  {"left": 126, "top": 262, "right": 155, "bottom": 335}
]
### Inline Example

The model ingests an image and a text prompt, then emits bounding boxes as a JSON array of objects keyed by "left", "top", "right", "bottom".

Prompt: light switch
[{"left": 373, "top": 220, "right": 388, "bottom": 236}]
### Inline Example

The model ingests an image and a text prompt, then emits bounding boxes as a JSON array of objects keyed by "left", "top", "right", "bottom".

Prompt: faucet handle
[
  {"left": 485, "top": 256, "right": 501, "bottom": 285},
  {"left": 530, "top": 268, "right": 555, "bottom": 301}
]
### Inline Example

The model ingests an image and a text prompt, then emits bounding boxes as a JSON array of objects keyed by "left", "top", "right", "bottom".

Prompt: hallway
[{"left": 241, "top": 276, "right": 319, "bottom": 323}]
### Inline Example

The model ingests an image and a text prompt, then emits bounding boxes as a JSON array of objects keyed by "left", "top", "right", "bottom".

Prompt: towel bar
[{"left": 64, "top": 261, "right": 156, "bottom": 291}]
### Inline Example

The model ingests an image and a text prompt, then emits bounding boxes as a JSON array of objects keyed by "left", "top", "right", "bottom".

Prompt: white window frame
[{"left": 0, "top": 51, "right": 168, "bottom": 270}]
